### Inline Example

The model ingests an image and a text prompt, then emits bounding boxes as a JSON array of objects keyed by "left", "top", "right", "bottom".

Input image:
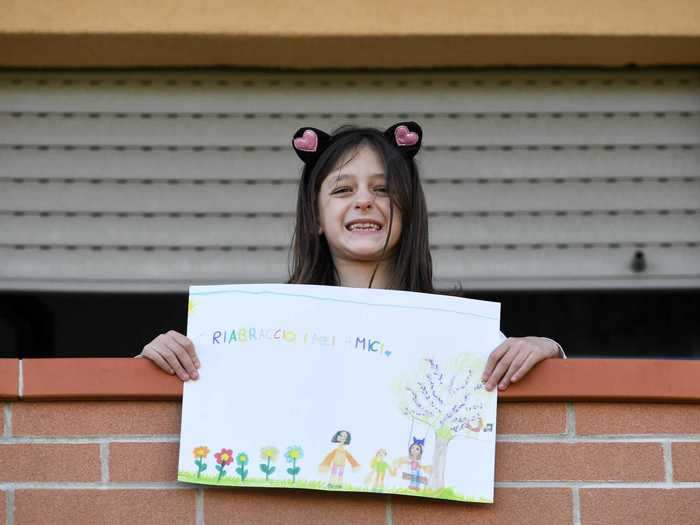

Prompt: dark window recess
[
  {"left": 466, "top": 290, "right": 700, "bottom": 359},
  {"left": 0, "top": 292, "right": 187, "bottom": 359},
  {"left": 0, "top": 290, "right": 698, "bottom": 359}
]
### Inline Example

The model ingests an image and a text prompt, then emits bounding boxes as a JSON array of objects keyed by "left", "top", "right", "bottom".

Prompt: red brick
[
  {"left": 576, "top": 403, "right": 700, "bottom": 435},
  {"left": 13, "top": 401, "right": 181, "bottom": 436},
  {"left": 393, "top": 488, "right": 571, "bottom": 525},
  {"left": 497, "top": 402, "right": 567, "bottom": 435},
  {"left": 0, "top": 359, "right": 19, "bottom": 399},
  {"left": 0, "top": 444, "right": 100, "bottom": 482},
  {"left": 204, "top": 487, "right": 386, "bottom": 525},
  {"left": 0, "top": 490, "right": 5, "bottom": 525},
  {"left": 581, "top": 489, "right": 700, "bottom": 525},
  {"left": 495, "top": 442, "right": 664, "bottom": 481},
  {"left": 110, "top": 442, "right": 180, "bottom": 482},
  {"left": 673, "top": 443, "right": 700, "bottom": 482},
  {"left": 15, "top": 490, "right": 195, "bottom": 525}
]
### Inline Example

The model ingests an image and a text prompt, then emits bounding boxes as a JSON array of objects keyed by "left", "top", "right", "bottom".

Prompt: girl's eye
[
  {"left": 374, "top": 186, "right": 387, "bottom": 193},
  {"left": 330, "top": 186, "right": 351, "bottom": 195}
]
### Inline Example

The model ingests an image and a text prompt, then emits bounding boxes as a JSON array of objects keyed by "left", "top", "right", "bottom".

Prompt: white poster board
[{"left": 178, "top": 284, "right": 500, "bottom": 503}]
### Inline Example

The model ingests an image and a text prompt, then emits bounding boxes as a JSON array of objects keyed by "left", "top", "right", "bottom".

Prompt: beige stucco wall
[{"left": 1, "top": 1, "right": 699, "bottom": 68}]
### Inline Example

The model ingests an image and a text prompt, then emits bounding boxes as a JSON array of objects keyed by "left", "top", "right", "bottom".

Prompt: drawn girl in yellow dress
[{"left": 319, "top": 430, "right": 360, "bottom": 488}]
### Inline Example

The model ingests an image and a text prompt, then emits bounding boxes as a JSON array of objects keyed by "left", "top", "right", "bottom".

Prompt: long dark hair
[{"left": 288, "top": 125, "right": 433, "bottom": 293}]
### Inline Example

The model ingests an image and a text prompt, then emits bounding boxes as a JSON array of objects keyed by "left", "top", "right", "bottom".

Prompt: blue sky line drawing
[{"left": 189, "top": 289, "right": 498, "bottom": 321}]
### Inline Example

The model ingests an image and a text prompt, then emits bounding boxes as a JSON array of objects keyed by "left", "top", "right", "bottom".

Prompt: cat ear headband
[{"left": 291, "top": 121, "right": 423, "bottom": 165}]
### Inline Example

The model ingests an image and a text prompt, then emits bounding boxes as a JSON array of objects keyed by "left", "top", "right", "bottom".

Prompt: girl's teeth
[{"left": 349, "top": 223, "right": 380, "bottom": 231}]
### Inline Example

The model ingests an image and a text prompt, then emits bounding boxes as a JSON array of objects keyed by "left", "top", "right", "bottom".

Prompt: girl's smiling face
[
  {"left": 318, "top": 144, "right": 402, "bottom": 264},
  {"left": 409, "top": 444, "right": 422, "bottom": 459}
]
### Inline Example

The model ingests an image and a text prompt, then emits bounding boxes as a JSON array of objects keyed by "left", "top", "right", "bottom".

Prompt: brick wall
[{"left": 1, "top": 359, "right": 699, "bottom": 524}]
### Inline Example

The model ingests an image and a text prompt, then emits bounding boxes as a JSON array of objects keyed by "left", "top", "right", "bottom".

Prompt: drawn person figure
[
  {"left": 138, "top": 122, "right": 565, "bottom": 388},
  {"left": 395, "top": 437, "right": 432, "bottom": 491},
  {"left": 319, "top": 430, "right": 360, "bottom": 488},
  {"left": 365, "top": 448, "right": 395, "bottom": 491},
  {"left": 466, "top": 415, "right": 485, "bottom": 432}
]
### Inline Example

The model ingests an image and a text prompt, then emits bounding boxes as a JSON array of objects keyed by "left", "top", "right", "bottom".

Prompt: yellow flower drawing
[
  {"left": 193, "top": 446, "right": 210, "bottom": 459},
  {"left": 260, "top": 446, "right": 279, "bottom": 461},
  {"left": 286, "top": 446, "right": 303, "bottom": 461}
]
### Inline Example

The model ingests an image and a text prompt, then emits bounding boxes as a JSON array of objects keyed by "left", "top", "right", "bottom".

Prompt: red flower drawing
[{"left": 215, "top": 448, "right": 234, "bottom": 466}]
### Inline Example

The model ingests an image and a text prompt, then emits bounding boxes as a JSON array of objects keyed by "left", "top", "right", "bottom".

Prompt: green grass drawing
[{"left": 177, "top": 471, "right": 490, "bottom": 503}]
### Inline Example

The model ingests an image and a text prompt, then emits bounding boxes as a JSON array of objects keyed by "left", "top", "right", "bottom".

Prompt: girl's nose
[{"left": 354, "top": 188, "right": 374, "bottom": 210}]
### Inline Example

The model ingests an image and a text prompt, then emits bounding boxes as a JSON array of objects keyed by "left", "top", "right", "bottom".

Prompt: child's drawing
[
  {"left": 235, "top": 452, "right": 249, "bottom": 481},
  {"left": 319, "top": 430, "right": 360, "bottom": 488},
  {"left": 395, "top": 353, "right": 494, "bottom": 490},
  {"left": 177, "top": 284, "right": 500, "bottom": 503},
  {"left": 394, "top": 437, "right": 432, "bottom": 491},
  {"left": 259, "top": 446, "right": 279, "bottom": 481},
  {"left": 285, "top": 445, "right": 304, "bottom": 483},
  {"left": 214, "top": 448, "right": 234, "bottom": 482},
  {"left": 365, "top": 449, "right": 395, "bottom": 491},
  {"left": 192, "top": 446, "right": 209, "bottom": 478}
]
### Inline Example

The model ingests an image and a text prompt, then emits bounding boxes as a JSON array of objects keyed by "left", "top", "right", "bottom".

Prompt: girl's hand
[
  {"left": 135, "top": 330, "right": 200, "bottom": 381},
  {"left": 481, "top": 336, "right": 561, "bottom": 392}
]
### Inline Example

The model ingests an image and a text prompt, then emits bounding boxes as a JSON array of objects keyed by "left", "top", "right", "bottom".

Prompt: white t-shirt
[{"left": 498, "top": 332, "right": 567, "bottom": 358}]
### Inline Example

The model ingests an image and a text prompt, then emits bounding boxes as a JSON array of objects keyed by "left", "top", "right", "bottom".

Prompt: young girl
[{"left": 137, "top": 122, "right": 565, "bottom": 389}]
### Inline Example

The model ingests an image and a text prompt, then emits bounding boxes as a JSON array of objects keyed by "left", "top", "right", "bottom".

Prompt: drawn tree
[{"left": 396, "top": 353, "right": 493, "bottom": 490}]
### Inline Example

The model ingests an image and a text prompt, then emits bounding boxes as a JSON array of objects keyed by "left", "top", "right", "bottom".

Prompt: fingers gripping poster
[{"left": 178, "top": 284, "right": 500, "bottom": 503}]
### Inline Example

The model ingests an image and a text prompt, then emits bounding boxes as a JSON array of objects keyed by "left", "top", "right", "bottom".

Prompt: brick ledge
[{"left": 0, "top": 358, "right": 698, "bottom": 402}]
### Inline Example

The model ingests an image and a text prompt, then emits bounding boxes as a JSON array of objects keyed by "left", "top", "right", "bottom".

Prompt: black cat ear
[
  {"left": 292, "top": 127, "right": 333, "bottom": 164},
  {"left": 384, "top": 121, "right": 423, "bottom": 159}
]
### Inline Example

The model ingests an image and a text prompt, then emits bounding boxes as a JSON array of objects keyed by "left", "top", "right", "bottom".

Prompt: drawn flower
[
  {"left": 193, "top": 446, "right": 210, "bottom": 459},
  {"left": 260, "top": 446, "right": 279, "bottom": 461},
  {"left": 259, "top": 446, "right": 279, "bottom": 481},
  {"left": 285, "top": 445, "right": 304, "bottom": 483},
  {"left": 193, "top": 446, "right": 210, "bottom": 478},
  {"left": 215, "top": 448, "right": 234, "bottom": 466},
  {"left": 235, "top": 451, "right": 249, "bottom": 481},
  {"left": 285, "top": 446, "right": 304, "bottom": 462},
  {"left": 213, "top": 448, "right": 234, "bottom": 482}
]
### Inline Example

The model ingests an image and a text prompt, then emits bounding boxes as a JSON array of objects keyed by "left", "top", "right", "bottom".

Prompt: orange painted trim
[
  {"left": 1, "top": 34, "right": 699, "bottom": 68},
  {"left": 22, "top": 358, "right": 182, "bottom": 401},
  {"left": 13, "top": 358, "right": 700, "bottom": 402},
  {"left": 0, "top": 359, "right": 20, "bottom": 400},
  {"left": 500, "top": 359, "right": 700, "bottom": 402}
]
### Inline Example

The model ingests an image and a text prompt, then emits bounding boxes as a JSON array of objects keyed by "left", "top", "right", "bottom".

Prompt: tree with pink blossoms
[{"left": 395, "top": 354, "right": 494, "bottom": 490}]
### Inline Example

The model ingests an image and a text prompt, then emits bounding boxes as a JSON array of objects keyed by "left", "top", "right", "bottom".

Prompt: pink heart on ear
[
  {"left": 293, "top": 130, "right": 318, "bottom": 152},
  {"left": 395, "top": 125, "right": 419, "bottom": 146}
]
